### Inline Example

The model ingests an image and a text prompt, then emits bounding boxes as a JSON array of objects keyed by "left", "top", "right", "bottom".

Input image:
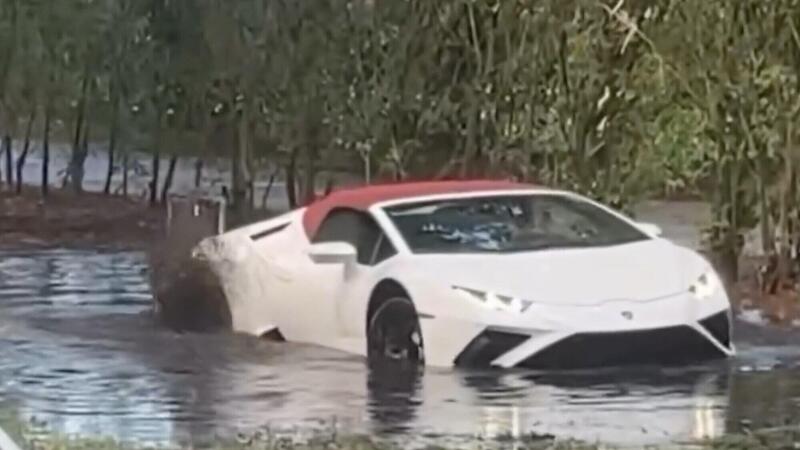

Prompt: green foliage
[
  {"left": 656, "top": 0, "right": 800, "bottom": 280},
  {"left": 0, "top": 0, "right": 675, "bottom": 207},
  {"left": 2, "top": 0, "right": 800, "bottom": 255},
  {"left": 649, "top": 106, "right": 712, "bottom": 197}
]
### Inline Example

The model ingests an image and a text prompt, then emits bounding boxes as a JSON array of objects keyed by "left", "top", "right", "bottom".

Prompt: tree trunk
[
  {"left": 361, "top": 152, "right": 371, "bottom": 184},
  {"left": 15, "top": 110, "right": 36, "bottom": 194},
  {"left": 248, "top": 180, "right": 255, "bottom": 212},
  {"left": 160, "top": 155, "right": 178, "bottom": 203},
  {"left": 303, "top": 145, "right": 318, "bottom": 205},
  {"left": 460, "top": 99, "right": 479, "bottom": 178},
  {"left": 194, "top": 158, "right": 203, "bottom": 188},
  {"left": 261, "top": 171, "right": 277, "bottom": 210},
  {"left": 122, "top": 153, "right": 129, "bottom": 197},
  {"left": 231, "top": 151, "right": 240, "bottom": 208},
  {"left": 231, "top": 109, "right": 250, "bottom": 211},
  {"left": 71, "top": 120, "right": 90, "bottom": 193},
  {"left": 103, "top": 101, "right": 119, "bottom": 195},
  {"left": 3, "top": 135, "right": 12, "bottom": 187},
  {"left": 777, "top": 121, "right": 794, "bottom": 284},
  {"left": 150, "top": 112, "right": 162, "bottom": 206},
  {"left": 286, "top": 147, "right": 299, "bottom": 209},
  {"left": 230, "top": 158, "right": 248, "bottom": 210},
  {"left": 757, "top": 165, "right": 771, "bottom": 254},
  {"left": 65, "top": 72, "right": 89, "bottom": 190},
  {"left": 150, "top": 150, "right": 161, "bottom": 205},
  {"left": 42, "top": 108, "right": 51, "bottom": 197},
  {"left": 721, "top": 159, "right": 741, "bottom": 285},
  {"left": 0, "top": 1, "right": 18, "bottom": 187}
]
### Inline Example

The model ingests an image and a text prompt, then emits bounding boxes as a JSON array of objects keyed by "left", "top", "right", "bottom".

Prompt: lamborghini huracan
[{"left": 190, "top": 180, "right": 734, "bottom": 369}]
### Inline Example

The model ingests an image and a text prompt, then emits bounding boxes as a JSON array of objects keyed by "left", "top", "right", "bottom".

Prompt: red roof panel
[{"left": 302, "top": 179, "right": 537, "bottom": 237}]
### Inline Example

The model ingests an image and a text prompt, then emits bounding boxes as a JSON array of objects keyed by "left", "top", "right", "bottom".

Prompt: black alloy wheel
[{"left": 367, "top": 297, "right": 424, "bottom": 364}]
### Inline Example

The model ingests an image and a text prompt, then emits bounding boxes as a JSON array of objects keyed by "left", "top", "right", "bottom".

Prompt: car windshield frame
[{"left": 380, "top": 192, "right": 650, "bottom": 255}]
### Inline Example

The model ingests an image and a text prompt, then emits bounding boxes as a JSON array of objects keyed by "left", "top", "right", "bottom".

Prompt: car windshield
[{"left": 383, "top": 194, "right": 649, "bottom": 254}]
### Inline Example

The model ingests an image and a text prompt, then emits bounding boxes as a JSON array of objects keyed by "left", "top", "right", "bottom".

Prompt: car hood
[{"left": 406, "top": 239, "right": 705, "bottom": 306}]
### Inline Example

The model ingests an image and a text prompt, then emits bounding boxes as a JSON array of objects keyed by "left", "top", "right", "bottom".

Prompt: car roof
[{"left": 302, "top": 179, "right": 539, "bottom": 237}]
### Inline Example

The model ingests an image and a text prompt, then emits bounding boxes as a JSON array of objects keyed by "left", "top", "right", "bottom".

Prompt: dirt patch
[{"left": 0, "top": 186, "right": 164, "bottom": 251}]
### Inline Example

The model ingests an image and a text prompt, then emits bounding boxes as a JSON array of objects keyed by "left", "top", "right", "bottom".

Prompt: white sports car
[{"left": 191, "top": 180, "right": 734, "bottom": 369}]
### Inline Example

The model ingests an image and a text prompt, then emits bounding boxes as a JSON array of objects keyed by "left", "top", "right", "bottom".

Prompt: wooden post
[{"left": 164, "top": 193, "right": 225, "bottom": 240}]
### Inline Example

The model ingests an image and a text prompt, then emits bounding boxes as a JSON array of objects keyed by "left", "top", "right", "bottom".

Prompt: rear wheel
[{"left": 367, "top": 297, "right": 424, "bottom": 364}]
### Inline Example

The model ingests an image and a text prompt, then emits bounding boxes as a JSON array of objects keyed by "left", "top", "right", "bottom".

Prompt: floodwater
[{"left": 2, "top": 250, "right": 800, "bottom": 448}]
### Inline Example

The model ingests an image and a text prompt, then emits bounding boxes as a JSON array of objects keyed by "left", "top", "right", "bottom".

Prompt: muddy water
[{"left": 2, "top": 249, "right": 800, "bottom": 448}]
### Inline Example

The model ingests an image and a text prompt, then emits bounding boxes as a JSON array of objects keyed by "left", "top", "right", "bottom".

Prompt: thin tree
[
  {"left": 103, "top": 84, "right": 119, "bottom": 195},
  {"left": 15, "top": 109, "right": 36, "bottom": 194},
  {"left": 3, "top": 136, "right": 12, "bottom": 187},
  {"left": 41, "top": 106, "right": 50, "bottom": 197}
]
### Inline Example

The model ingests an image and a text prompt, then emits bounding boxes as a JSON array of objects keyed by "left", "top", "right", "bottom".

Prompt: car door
[
  {"left": 334, "top": 224, "right": 398, "bottom": 338},
  {"left": 305, "top": 207, "right": 398, "bottom": 339}
]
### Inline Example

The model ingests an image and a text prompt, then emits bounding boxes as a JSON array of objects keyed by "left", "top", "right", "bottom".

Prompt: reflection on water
[{"left": 2, "top": 249, "right": 800, "bottom": 447}]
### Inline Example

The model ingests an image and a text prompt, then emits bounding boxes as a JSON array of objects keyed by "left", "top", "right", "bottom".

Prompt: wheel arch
[{"left": 366, "top": 278, "right": 413, "bottom": 334}]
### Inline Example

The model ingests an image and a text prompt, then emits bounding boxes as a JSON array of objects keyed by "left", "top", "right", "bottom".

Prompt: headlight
[
  {"left": 453, "top": 286, "right": 533, "bottom": 314},
  {"left": 689, "top": 270, "right": 720, "bottom": 300}
]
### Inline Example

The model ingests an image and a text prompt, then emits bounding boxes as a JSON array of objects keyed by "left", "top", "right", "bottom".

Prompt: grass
[
  {"left": 5, "top": 427, "right": 800, "bottom": 450},
  {"left": 0, "top": 435, "right": 609, "bottom": 450},
  {"left": 3, "top": 405, "right": 800, "bottom": 450}
]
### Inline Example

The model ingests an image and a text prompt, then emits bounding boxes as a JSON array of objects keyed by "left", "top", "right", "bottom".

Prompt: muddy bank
[{"left": 0, "top": 186, "right": 164, "bottom": 251}]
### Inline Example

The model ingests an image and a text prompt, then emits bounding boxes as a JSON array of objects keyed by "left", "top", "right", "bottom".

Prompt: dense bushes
[{"left": 3, "top": 0, "right": 800, "bottom": 284}]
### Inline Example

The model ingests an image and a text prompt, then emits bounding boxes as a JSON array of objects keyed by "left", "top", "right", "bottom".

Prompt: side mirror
[
  {"left": 637, "top": 222, "right": 663, "bottom": 237},
  {"left": 308, "top": 242, "right": 358, "bottom": 265}
]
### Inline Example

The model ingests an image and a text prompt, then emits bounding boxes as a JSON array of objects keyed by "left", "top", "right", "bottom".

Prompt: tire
[{"left": 367, "top": 296, "right": 424, "bottom": 364}]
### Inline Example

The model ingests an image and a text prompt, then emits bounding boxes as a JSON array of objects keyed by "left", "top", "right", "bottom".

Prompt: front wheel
[{"left": 367, "top": 297, "right": 424, "bottom": 364}]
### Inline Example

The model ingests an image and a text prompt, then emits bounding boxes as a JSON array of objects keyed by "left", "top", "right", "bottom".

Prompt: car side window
[
  {"left": 370, "top": 233, "right": 397, "bottom": 265},
  {"left": 313, "top": 208, "right": 396, "bottom": 266}
]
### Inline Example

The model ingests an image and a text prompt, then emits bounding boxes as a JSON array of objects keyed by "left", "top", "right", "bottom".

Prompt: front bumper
[{"left": 454, "top": 310, "right": 732, "bottom": 370}]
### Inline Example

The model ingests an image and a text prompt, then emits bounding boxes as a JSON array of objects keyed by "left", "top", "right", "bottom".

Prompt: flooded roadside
[{"left": 2, "top": 249, "right": 800, "bottom": 448}]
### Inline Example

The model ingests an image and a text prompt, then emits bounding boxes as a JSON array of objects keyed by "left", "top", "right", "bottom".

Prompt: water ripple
[{"left": 2, "top": 249, "right": 800, "bottom": 447}]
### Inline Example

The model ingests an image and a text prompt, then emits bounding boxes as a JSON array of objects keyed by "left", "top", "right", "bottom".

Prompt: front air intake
[
  {"left": 516, "top": 325, "right": 726, "bottom": 370},
  {"left": 699, "top": 311, "right": 732, "bottom": 348},
  {"left": 454, "top": 329, "right": 529, "bottom": 367}
]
